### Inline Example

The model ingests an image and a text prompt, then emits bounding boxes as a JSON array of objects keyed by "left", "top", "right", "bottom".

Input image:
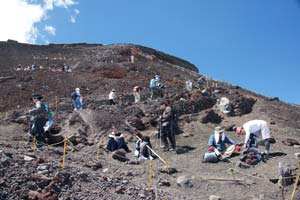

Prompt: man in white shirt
[{"left": 236, "top": 120, "right": 271, "bottom": 158}]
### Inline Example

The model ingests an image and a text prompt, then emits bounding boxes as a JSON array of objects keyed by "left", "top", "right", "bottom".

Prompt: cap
[
  {"left": 30, "top": 94, "right": 43, "bottom": 100},
  {"left": 214, "top": 126, "right": 224, "bottom": 133},
  {"left": 75, "top": 88, "right": 80, "bottom": 91},
  {"left": 112, "top": 89, "right": 116, "bottom": 92},
  {"left": 236, "top": 127, "right": 243, "bottom": 135}
]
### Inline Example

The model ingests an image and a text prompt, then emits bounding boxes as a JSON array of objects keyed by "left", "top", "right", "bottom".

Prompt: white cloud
[
  {"left": 0, "top": 0, "right": 44, "bottom": 43},
  {"left": 70, "top": 8, "right": 80, "bottom": 23},
  {"left": 0, "top": 0, "right": 79, "bottom": 44},
  {"left": 44, "top": 25, "right": 56, "bottom": 35}
]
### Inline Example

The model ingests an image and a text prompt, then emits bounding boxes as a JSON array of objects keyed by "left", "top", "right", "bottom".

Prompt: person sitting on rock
[
  {"left": 106, "top": 128, "right": 131, "bottom": 153},
  {"left": 139, "top": 136, "right": 154, "bottom": 160},
  {"left": 236, "top": 119, "right": 272, "bottom": 159},
  {"left": 109, "top": 89, "right": 117, "bottom": 105},
  {"left": 203, "top": 126, "right": 240, "bottom": 163},
  {"left": 71, "top": 88, "right": 83, "bottom": 110},
  {"left": 28, "top": 94, "right": 49, "bottom": 144},
  {"left": 134, "top": 132, "right": 143, "bottom": 157}
]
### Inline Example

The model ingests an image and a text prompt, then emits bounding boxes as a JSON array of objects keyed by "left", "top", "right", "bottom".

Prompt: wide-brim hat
[
  {"left": 30, "top": 94, "right": 43, "bottom": 100},
  {"left": 214, "top": 126, "right": 224, "bottom": 133}
]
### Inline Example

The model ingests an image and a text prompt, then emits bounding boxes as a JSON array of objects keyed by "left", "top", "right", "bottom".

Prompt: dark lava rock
[{"left": 201, "top": 110, "right": 222, "bottom": 124}]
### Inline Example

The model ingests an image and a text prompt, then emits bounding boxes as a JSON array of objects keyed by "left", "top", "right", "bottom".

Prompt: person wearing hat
[
  {"left": 236, "top": 120, "right": 271, "bottom": 158},
  {"left": 29, "top": 94, "right": 49, "bottom": 143},
  {"left": 109, "top": 89, "right": 116, "bottom": 105},
  {"left": 71, "top": 88, "right": 83, "bottom": 110},
  {"left": 204, "top": 126, "right": 240, "bottom": 162}
]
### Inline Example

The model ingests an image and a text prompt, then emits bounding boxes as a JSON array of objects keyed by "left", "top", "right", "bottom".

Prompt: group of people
[{"left": 203, "top": 119, "right": 272, "bottom": 163}]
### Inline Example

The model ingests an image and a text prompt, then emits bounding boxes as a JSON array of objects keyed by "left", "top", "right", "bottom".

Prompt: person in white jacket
[
  {"left": 236, "top": 120, "right": 271, "bottom": 158},
  {"left": 109, "top": 89, "right": 116, "bottom": 105}
]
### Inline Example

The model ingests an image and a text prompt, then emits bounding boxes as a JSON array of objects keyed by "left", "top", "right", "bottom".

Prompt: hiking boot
[{"left": 162, "top": 147, "right": 169, "bottom": 152}]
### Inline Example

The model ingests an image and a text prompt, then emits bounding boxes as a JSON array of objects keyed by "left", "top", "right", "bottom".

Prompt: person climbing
[
  {"left": 159, "top": 101, "right": 176, "bottom": 151},
  {"left": 203, "top": 126, "right": 241, "bottom": 163},
  {"left": 197, "top": 75, "right": 207, "bottom": 90},
  {"left": 185, "top": 80, "right": 193, "bottom": 92},
  {"left": 28, "top": 94, "right": 49, "bottom": 144},
  {"left": 133, "top": 86, "right": 141, "bottom": 103},
  {"left": 71, "top": 88, "right": 83, "bottom": 110},
  {"left": 109, "top": 89, "right": 116, "bottom": 105},
  {"left": 150, "top": 75, "right": 163, "bottom": 100},
  {"left": 236, "top": 119, "right": 272, "bottom": 159},
  {"left": 106, "top": 128, "right": 131, "bottom": 153}
]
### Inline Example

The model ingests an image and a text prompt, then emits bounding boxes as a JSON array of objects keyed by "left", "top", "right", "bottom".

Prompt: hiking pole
[{"left": 159, "top": 116, "right": 163, "bottom": 148}]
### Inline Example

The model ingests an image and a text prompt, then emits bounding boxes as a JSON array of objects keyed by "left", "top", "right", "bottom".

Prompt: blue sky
[{"left": 1, "top": 0, "right": 300, "bottom": 104}]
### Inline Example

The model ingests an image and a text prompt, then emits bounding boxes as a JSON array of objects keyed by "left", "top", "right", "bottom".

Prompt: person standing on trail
[
  {"left": 133, "top": 86, "right": 141, "bottom": 103},
  {"left": 150, "top": 75, "right": 164, "bottom": 100},
  {"left": 109, "top": 89, "right": 117, "bottom": 105},
  {"left": 71, "top": 88, "right": 83, "bottom": 110},
  {"left": 203, "top": 126, "right": 241, "bottom": 163},
  {"left": 236, "top": 119, "right": 272, "bottom": 159},
  {"left": 29, "top": 94, "right": 49, "bottom": 143},
  {"left": 159, "top": 101, "right": 176, "bottom": 151}
]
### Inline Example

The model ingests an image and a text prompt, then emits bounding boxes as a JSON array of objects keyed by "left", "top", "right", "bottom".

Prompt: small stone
[
  {"left": 236, "top": 161, "right": 251, "bottom": 169},
  {"left": 115, "top": 186, "right": 125, "bottom": 194},
  {"left": 24, "top": 155, "right": 35, "bottom": 161},
  {"left": 176, "top": 175, "right": 193, "bottom": 188},
  {"left": 102, "top": 168, "right": 109, "bottom": 173},
  {"left": 295, "top": 153, "right": 300, "bottom": 159},
  {"left": 209, "top": 195, "right": 221, "bottom": 200}
]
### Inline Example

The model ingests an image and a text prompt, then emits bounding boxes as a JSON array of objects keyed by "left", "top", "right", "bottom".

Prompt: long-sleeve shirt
[
  {"left": 207, "top": 133, "right": 236, "bottom": 152},
  {"left": 109, "top": 91, "right": 116, "bottom": 100},
  {"left": 243, "top": 120, "right": 269, "bottom": 144}
]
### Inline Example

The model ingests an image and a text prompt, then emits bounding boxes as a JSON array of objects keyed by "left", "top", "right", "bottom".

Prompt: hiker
[
  {"left": 134, "top": 133, "right": 154, "bottom": 160},
  {"left": 133, "top": 86, "right": 141, "bottom": 103},
  {"left": 185, "top": 80, "right": 193, "bottom": 92},
  {"left": 71, "top": 88, "right": 83, "bottom": 110},
  {"left": 139, "top": 136, "right": 154, "bottom": 160},
  {"left": 130, "top": 55, "right": 135, "bottom": 63},
  {"left": 236, "top": 119, "right": 272, "bottom": 158},
  {"left": 159, "top": 101, "right": 176, "bottom": 151},
  {"left": 197, "top": 75, "right": 207, "bottom": 90},
  {"left": 203, "top": 126, "right": 241, "bottom": 163},
  {"left": 109, "top": 89, "right": 116, "bottom": 105},
  {"left": 16, "top": 64, "right": 22, "bottom": 71},
  {"left": 28, "top": 94, "right": 49, "bottom": 143},
  {"left": 216, "top": 97, "right": 232, "bottom": 114},
  {"left": 150, "top": 75, "right": 163, "bottom": 100},
  {"left": 106, "top": 128, "right": 131, "bottom": 153}
]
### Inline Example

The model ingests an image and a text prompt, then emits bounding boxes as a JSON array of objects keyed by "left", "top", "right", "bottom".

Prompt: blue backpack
[{"left": 150, "top": 79, "right": 157, "bottom": 89}]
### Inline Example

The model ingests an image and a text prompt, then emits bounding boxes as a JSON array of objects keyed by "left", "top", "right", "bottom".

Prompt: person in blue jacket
[{"left": 203, "top": 126, "right": 241, "bottom": 162}]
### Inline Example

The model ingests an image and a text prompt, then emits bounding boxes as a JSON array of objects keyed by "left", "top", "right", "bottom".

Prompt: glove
[
  {"left": 208, "top": 146, "right": 215, "bottom": 152},
  {"left": 235, "top": 145, "right": 241, "bottom": 152}
]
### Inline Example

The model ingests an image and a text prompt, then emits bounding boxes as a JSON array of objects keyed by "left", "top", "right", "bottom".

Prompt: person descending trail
[
  {"left": 109, "top": 89, "right": 117, "bottom": 105},
  {"left": 159, "top": 101, "right": 176, "bottom": 151},
  {"left": 203, "top": 126, "right": 241, "bottom": 163},
  {"left": 71, "top": 88, "right": 83, "bottom": 110},
  {"left": 28, "top": 94, "right": 49, "bottom": 144},
  {"left": 236, "top": 119, "right": 272, "bottom": 159}
]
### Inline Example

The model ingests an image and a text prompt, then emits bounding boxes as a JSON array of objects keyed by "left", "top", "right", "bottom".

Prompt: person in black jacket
[
  {"left": 159, "top": 101, "right": 176, "bottom": 151},
  {"left": 29, "top": 94, "right": 49, "bottom": 143}
]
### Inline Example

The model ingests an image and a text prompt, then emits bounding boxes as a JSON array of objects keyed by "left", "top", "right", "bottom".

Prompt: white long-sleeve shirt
[
  {"left": 109, "top": 91, "right": 116, "bottom": 100},
  {"left": 243, "top": 120, "right": 271, "bottom": 143}
]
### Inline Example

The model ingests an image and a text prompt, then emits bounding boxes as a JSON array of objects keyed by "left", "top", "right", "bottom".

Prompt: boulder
[
  {"left": 176, "top": 175, "right": 193, "bottom": 188},
  {"left": 201, "top": 110, "right": 222, "bottom": 124},
  {"left": 112, "top": 149, "right": 129, "bottom": 162}
]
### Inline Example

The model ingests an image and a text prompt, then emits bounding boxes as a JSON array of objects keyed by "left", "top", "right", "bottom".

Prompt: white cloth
[
  {"left": 109, "top": 91, "right": 116, "bottom": 100},
  {"left": 214, "top": 132, "right": 225, "bottom": 144},
  {"left": 243, "top": 120, "right": 271, "bottom": 144}
]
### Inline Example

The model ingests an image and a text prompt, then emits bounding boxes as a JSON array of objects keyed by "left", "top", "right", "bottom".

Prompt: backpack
[
  {"left": 150, "top": 79, "right": 157, "bottom": 89},
  {"left": 71, "top": 92, "right": 78, "bottom": 100},
  {"left": 44, "top": 104, "right": 53, "bottom": 120}
]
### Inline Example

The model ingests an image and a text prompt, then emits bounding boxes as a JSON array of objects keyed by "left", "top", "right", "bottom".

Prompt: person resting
[
  {"left": 106, "top": 128, "right": 131, "bottom": 153},
  {"left": 203, "top": 126, "right": 241, "bottom": 163}
]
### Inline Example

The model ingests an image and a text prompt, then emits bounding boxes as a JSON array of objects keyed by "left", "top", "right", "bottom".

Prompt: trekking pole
[{"left": 159, "top": 116, "right": 163, "bottom": 148}]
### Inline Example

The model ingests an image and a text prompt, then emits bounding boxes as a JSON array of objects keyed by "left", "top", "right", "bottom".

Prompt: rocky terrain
[{"left": 1, "top": 40, "right": 300, "bottom": 200}]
